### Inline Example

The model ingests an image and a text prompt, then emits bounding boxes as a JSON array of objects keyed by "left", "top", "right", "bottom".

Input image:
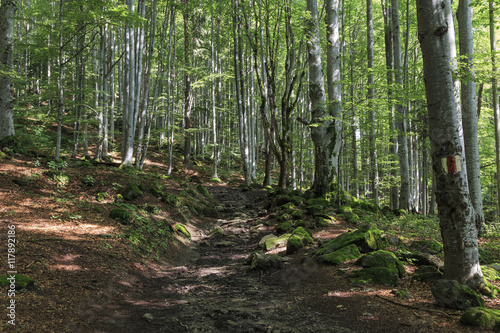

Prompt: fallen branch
[{"left": 376, "top": 295, "right": 461, "bottom": 318}]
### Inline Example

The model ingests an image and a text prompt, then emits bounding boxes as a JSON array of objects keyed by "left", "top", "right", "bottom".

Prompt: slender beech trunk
[
  {"left": 325, "top": 0, "right": 342, "bottom": 184},
  {"left": 0, "top": 0, "right": 17, "bottom": 142},
  {"left": 490, "top": 1, "right": 500, "bottom": 221},
  {"left": 183, "top": 2, "right": 192, "bottom": 165},
  {"left": 417, "top": 0, "right": 482, "bottom": 290},
  {"left": 392, "top": 0, "right": 411, "bottom": 211},
  {"left": 55, "top": 0, "right": 64, "bottom": 161},
  {"left": 460, "top": 0, "right": 485, "bottom": 231}
]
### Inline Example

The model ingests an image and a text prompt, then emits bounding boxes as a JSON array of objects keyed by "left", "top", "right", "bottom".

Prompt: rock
[
  {"left": 322, "top": 244, "right": 362, "bottom": 265},
  {"left": 387, "top": 235, "right": 402, "bottom": 246},
  {"left": 275, "top": 195, "right": 292, "bottom": 207},
  {"left": 195, "top": 184, "right": 211, "bottom": 197},
  {"left": 123, "top": 184, "right": 143, "bottom": 201},
  {"left": 316, "top": 225, "right": 386, "bottom": 255},
  {"left": 461, "top": 307, "right": 500, "bottom": 329},
  {"left": 392, "top": 289, "right": 413, "bottom": 299},
  {"left": 397, "top": 251, "right": 443, "bottom": 270},
  {"left": 142, "top": 313, "right": 154, "bottom": 322},
  {"left": 109, "top": 208, "right": 132, "bottom": 224},
  {"left": 286, "top": 227, "right": 314, "bottom": 254},
  {"left": 356, "top": 250, "right": 406, "bottom": 278},
  {"left": 431, "top": 279, "right": 485, "bottom": 310},
  {"left": 247, "top": 251, "right": 285, "bottom": 270},
  {"left": 413, "top": 265, "right": 443, "bottom": 283},
  {"left": 276, "top": 222, "right": 293, "bottom": 234},
  {"left": 214, "top": 241, "right": 236, "bottom": 247},
  {"left": 0, "top": 274, "right": 35, "bottom": 290},
  {"left": 409, "top": 240, "right": 443, "bottom": 255},
  {"left": 258, "top": 234, "right": 291, "bottom": 252},
  {"left": 482, "top": 265, "right": 500, "bottom": 281},
  {"left": 349, "top": 267, "right": 399, "bottom": 287},
  {"left": 211, "top": 226, "right": 225, "bottom": 235}
]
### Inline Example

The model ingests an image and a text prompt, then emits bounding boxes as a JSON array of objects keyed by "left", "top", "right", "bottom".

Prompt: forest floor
[{"left": 0, "top": 153, "right": 498, "bottom": 332}]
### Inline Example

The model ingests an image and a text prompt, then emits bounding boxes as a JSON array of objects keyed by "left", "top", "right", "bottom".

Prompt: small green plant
[
  {"left": 82, "top": 175, "right": 95, "bottom": 186},
  {"left": 33, "top": 159, "right": 41, "bottom": 167},
  {"left": 53, "top": 173, "right": 70, "bottom": 187},
  {"left": 48, "top": 160, "right": 68, "bottom": 171}
]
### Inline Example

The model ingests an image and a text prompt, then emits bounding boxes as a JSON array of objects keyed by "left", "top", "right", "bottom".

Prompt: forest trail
[
  {"left": 75, "top": 187, "right": 359, "bottom": 333},
  {"left": 67, "top": 186, "right": 478, "bottom": 333}
]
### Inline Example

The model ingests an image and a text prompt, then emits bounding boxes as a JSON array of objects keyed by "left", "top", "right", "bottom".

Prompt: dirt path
[{"left": 72, "top": 187, "right": 482, "bottom": 333}]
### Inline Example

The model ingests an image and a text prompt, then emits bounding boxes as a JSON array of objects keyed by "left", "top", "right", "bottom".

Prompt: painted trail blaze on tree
[{"left": 417, "top": 0, "right": 483, "bottom": 290}]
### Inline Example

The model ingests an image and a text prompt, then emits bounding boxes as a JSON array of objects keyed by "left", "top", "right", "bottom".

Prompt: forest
[{"left": 2, "top": 0, "right": 500, "bottom": 331}]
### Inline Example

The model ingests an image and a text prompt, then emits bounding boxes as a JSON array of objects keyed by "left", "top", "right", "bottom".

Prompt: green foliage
[
  {"left": 109, "top": 208, "right": 132, "bottom": 224},
  {"left": 479, "top": 241, "right": 500, "bottom": 264},
  {"left": 82, "top": 175, "right": 95, "bottom": 186}
]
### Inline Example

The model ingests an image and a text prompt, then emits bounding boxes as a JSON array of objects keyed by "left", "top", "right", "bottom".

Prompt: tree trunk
[
  {"left": 306, "top": 0, "right": 335, "bottom": 197},
  {"left": 392, "top": 0, "right": 411, "bottom": 211},
  {"left": 325, "top": 0, "right": 342, "bottom": 185},
  {"left": 417, "top": 0, "right": 483, "bottom": 290},
  {"left": 0, "top": 0, "right": 17, "bottom": 142},
  {"left": 183, "top": 3, "right": 192, "bottom": 165},
  {"left": 458, "top": 0, "right": 484, "bottom": 232},
  {"left": 55, "top": 0, "right": 64, "bottom": 162},
  {"left": 490, "top": 1, "right": 500, "bottom": 220}
]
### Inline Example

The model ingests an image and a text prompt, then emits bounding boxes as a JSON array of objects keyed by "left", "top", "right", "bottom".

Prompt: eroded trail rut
[{"left": 85, "top": 188, "right": 357, "bottom": 333}]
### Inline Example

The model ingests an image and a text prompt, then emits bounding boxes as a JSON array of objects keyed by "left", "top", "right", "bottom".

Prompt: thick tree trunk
[
  {"left": 306, "top": 0, "right": 336, "bottom": 197},
  {"left": 417, "top": 0, "right": 483, "bottom": 290},
  {"left": 458, "top": 0, "right": 484, "bottom": 232},
  {"left": 0, "top": 0, "right": 16, "bottom": 142}
]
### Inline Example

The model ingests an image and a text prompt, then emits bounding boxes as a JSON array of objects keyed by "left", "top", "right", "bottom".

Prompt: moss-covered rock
[
  {"left": 323, "top": 244, "right": 362, "bottom": 265},
  {"left": 275, "top": 195, "right": 292, "bottom": 207},
  {"left": 96, "top": 191, "right": 108, "bottom": 202},
  {"left": 315, "top": 216, "right": 333, "bottom": 227},
  {"left": 356, "top": 250, "right": 406, "bottom": 277},
  {"left": 109, "top": 208, "right": 132, "bottom": 224},
  {"left": 247, "top": 251, "right": 286, "bottom": 270},
  {"left": 286, "top": 227, "right": 314, "bottom": 254},
  {"left": 392, "top": 289, "right": 413, "bottom": 299},
  {"left": 292, "top": 210, "right": 305, "bottom": 220},
  {"left": 123, "top": 184, "right": 143, "bottom": 201},
  {"left": 258, "top": 234, "right": 291, "bottom": 252},
  {"left": 175, "top": 224, "right": 191, "bottom": 239},
  {"left": 291, "top": 196, "right": 304, "bottom": 206},
  {"left": 195, "top": 184, "right": 211, "bottom": 198},
  {"left": 0, "top": 274, "right": 35, "bottom": 290},
  {"left": 413, "top": 265, "right": 443, "bottom": 282},
  {"left": 461, "top": 307, "right": 500, "bottom": 329},
  {"left": 277, "top": 212, "right": 292, "bottom": 223},
  {"left": 409, "top": 240, "right": 443, "bottom": 255},
  {"left": 162, "top": 193, "right": 181, "bottom": 208},
  {"left": 150, "top": 186, "right": 165, "bottom": 198},
  {"left": 396, "top": 251, "right": 443, "bottom": 270},
  {"left": 349, "top": 267, "right": 399, "bottom": 287},
  {"left": 432, "top": 279, "right": 485, "bottom": 310},
  {"left": 276, "top": 222, "right": 293, "bottom": 234},
  {"left": 316, "top": 225, "right": 386, "bottom": 255},
  {"left": 482, "top": 265, "right": 500, "bottom": 282}
]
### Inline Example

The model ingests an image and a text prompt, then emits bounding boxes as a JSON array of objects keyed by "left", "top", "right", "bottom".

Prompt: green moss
[
  {"left": 123, "top": 184, "right": 143, "bottom": 201},
  {"left": 276, "top": 222, "right": 293, "bottom": 234},
  {"left": 315, "top": 216, "right": 333, "bottom": 227},
  {"left": 409, "top": 240, "right": 443, "bottom": 255},
  {"left": 195, "top": 185, "right": 211, "bottom": 198},
  {"left": 357, "top": 250, "right": 406, "bottom": 277},
  {"left": 265, "top": 234, "right": 291, "bottom": 251},
  {"left": 349, "top": 267, "right": 399, "bottom": 287},
  {"left": 461, "top": 307, "right": 500, "bottom": 329},
  {"left": 323, "top": 244, "right": 362, "bottom": 265},
  {"left": 0, "top": 151, "right": 7, "bottom": 160},
  {"left": 175, "top": 224, "right": 191, "bottom": 239},
  {"left": 291, "top": 196, "right": 304, "bottom": 206},
  {"left": 109, "top": 208, "right": 132, "bottom": 224},
  {"left": 482, "top": 266, "right": 500, "bottom": 282},
  {"left": 162, "top": 193, "right": 181, "bottom": 207},
  {"left": 292, "top": 210, "right": 304, "bottom": 220},
  {"left": 413, "top": 265, "right": 443, "bottom": 282},
  {"left": 316, "top": 225, "right": 385, "bottom": 255},
  {"left": 150, "top": 186, "right": 165, "bottom": 198},
  {"left": 0, "top": 274, "right": 35, "bottom": 290},
  {"left": 275, "top": 194, "right": 292, "bottom": 206},
  {"left": 286, "top": 227, "right": 314, "bottom": 254},
  {"left": 277, "top": 213, "right": 292, "bottom": 222},
  {"left": 281, "top": 202, "right": 295, "bottom": 210}
]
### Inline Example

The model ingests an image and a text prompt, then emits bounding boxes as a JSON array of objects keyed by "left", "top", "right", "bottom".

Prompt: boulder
[
  {"left": 322, "top": 244, "right": 362, "bottom": 265},
  {"left": 258, "top": 234, "right": 291, "bottom": 252},
  {"left": 276, "top": 222, "right": 293, "bottom": 234},
  {"left": 123, "top": 184, "right": 143, "bottom": 201},
  {"left": 413, "top": 265, "right": 443, "bottom": 283},
  {"left": 316, "top": 225, "right": 385, "bottom": 255},
  {"left": 247, "top": 251, "right": 286, "bottom": 270},
  {"left": 397, "top": 251, "right": 443, "bottom": 270},
  {"left": 286, "top": 227, "right": 314, "bottom": 254},
  {"left": 461, "top": 307, "right": 500, "bottom": 329},
  {"left": 431, "top": 279, "right": 485, "bottom": 310},
  {"left": 109, "top": 208, "right": 132, "bottom": 224},
  {"left": 349, "top": 267, "right": 399, "bottom": 287},
  {"left": 356, "top": 250, "right": 406, "bottom": 278}
]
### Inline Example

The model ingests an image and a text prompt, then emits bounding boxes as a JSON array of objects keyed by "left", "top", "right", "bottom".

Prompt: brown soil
[{"left": 0, "top": 154, "right": 496, "bottom": 332}]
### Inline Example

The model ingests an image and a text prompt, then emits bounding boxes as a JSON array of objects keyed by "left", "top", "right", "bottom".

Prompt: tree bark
[
  {"left": 0, "top": 0, "right": 16, "bottom": 142},
  {"left": 417, "top": 0, "right": 483, "bottom": 290},
  {"left": 490, "top": 1, "right": 500, "bottom": 220},
  {"left": 183, "top": 1, "right": 192, "bottom": 165},
  {"left": 458, "top": 0, "right": 484, "bottom": 233},
  {"left": 306, "top": 0, "right": 335, "bottom": 197}
]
